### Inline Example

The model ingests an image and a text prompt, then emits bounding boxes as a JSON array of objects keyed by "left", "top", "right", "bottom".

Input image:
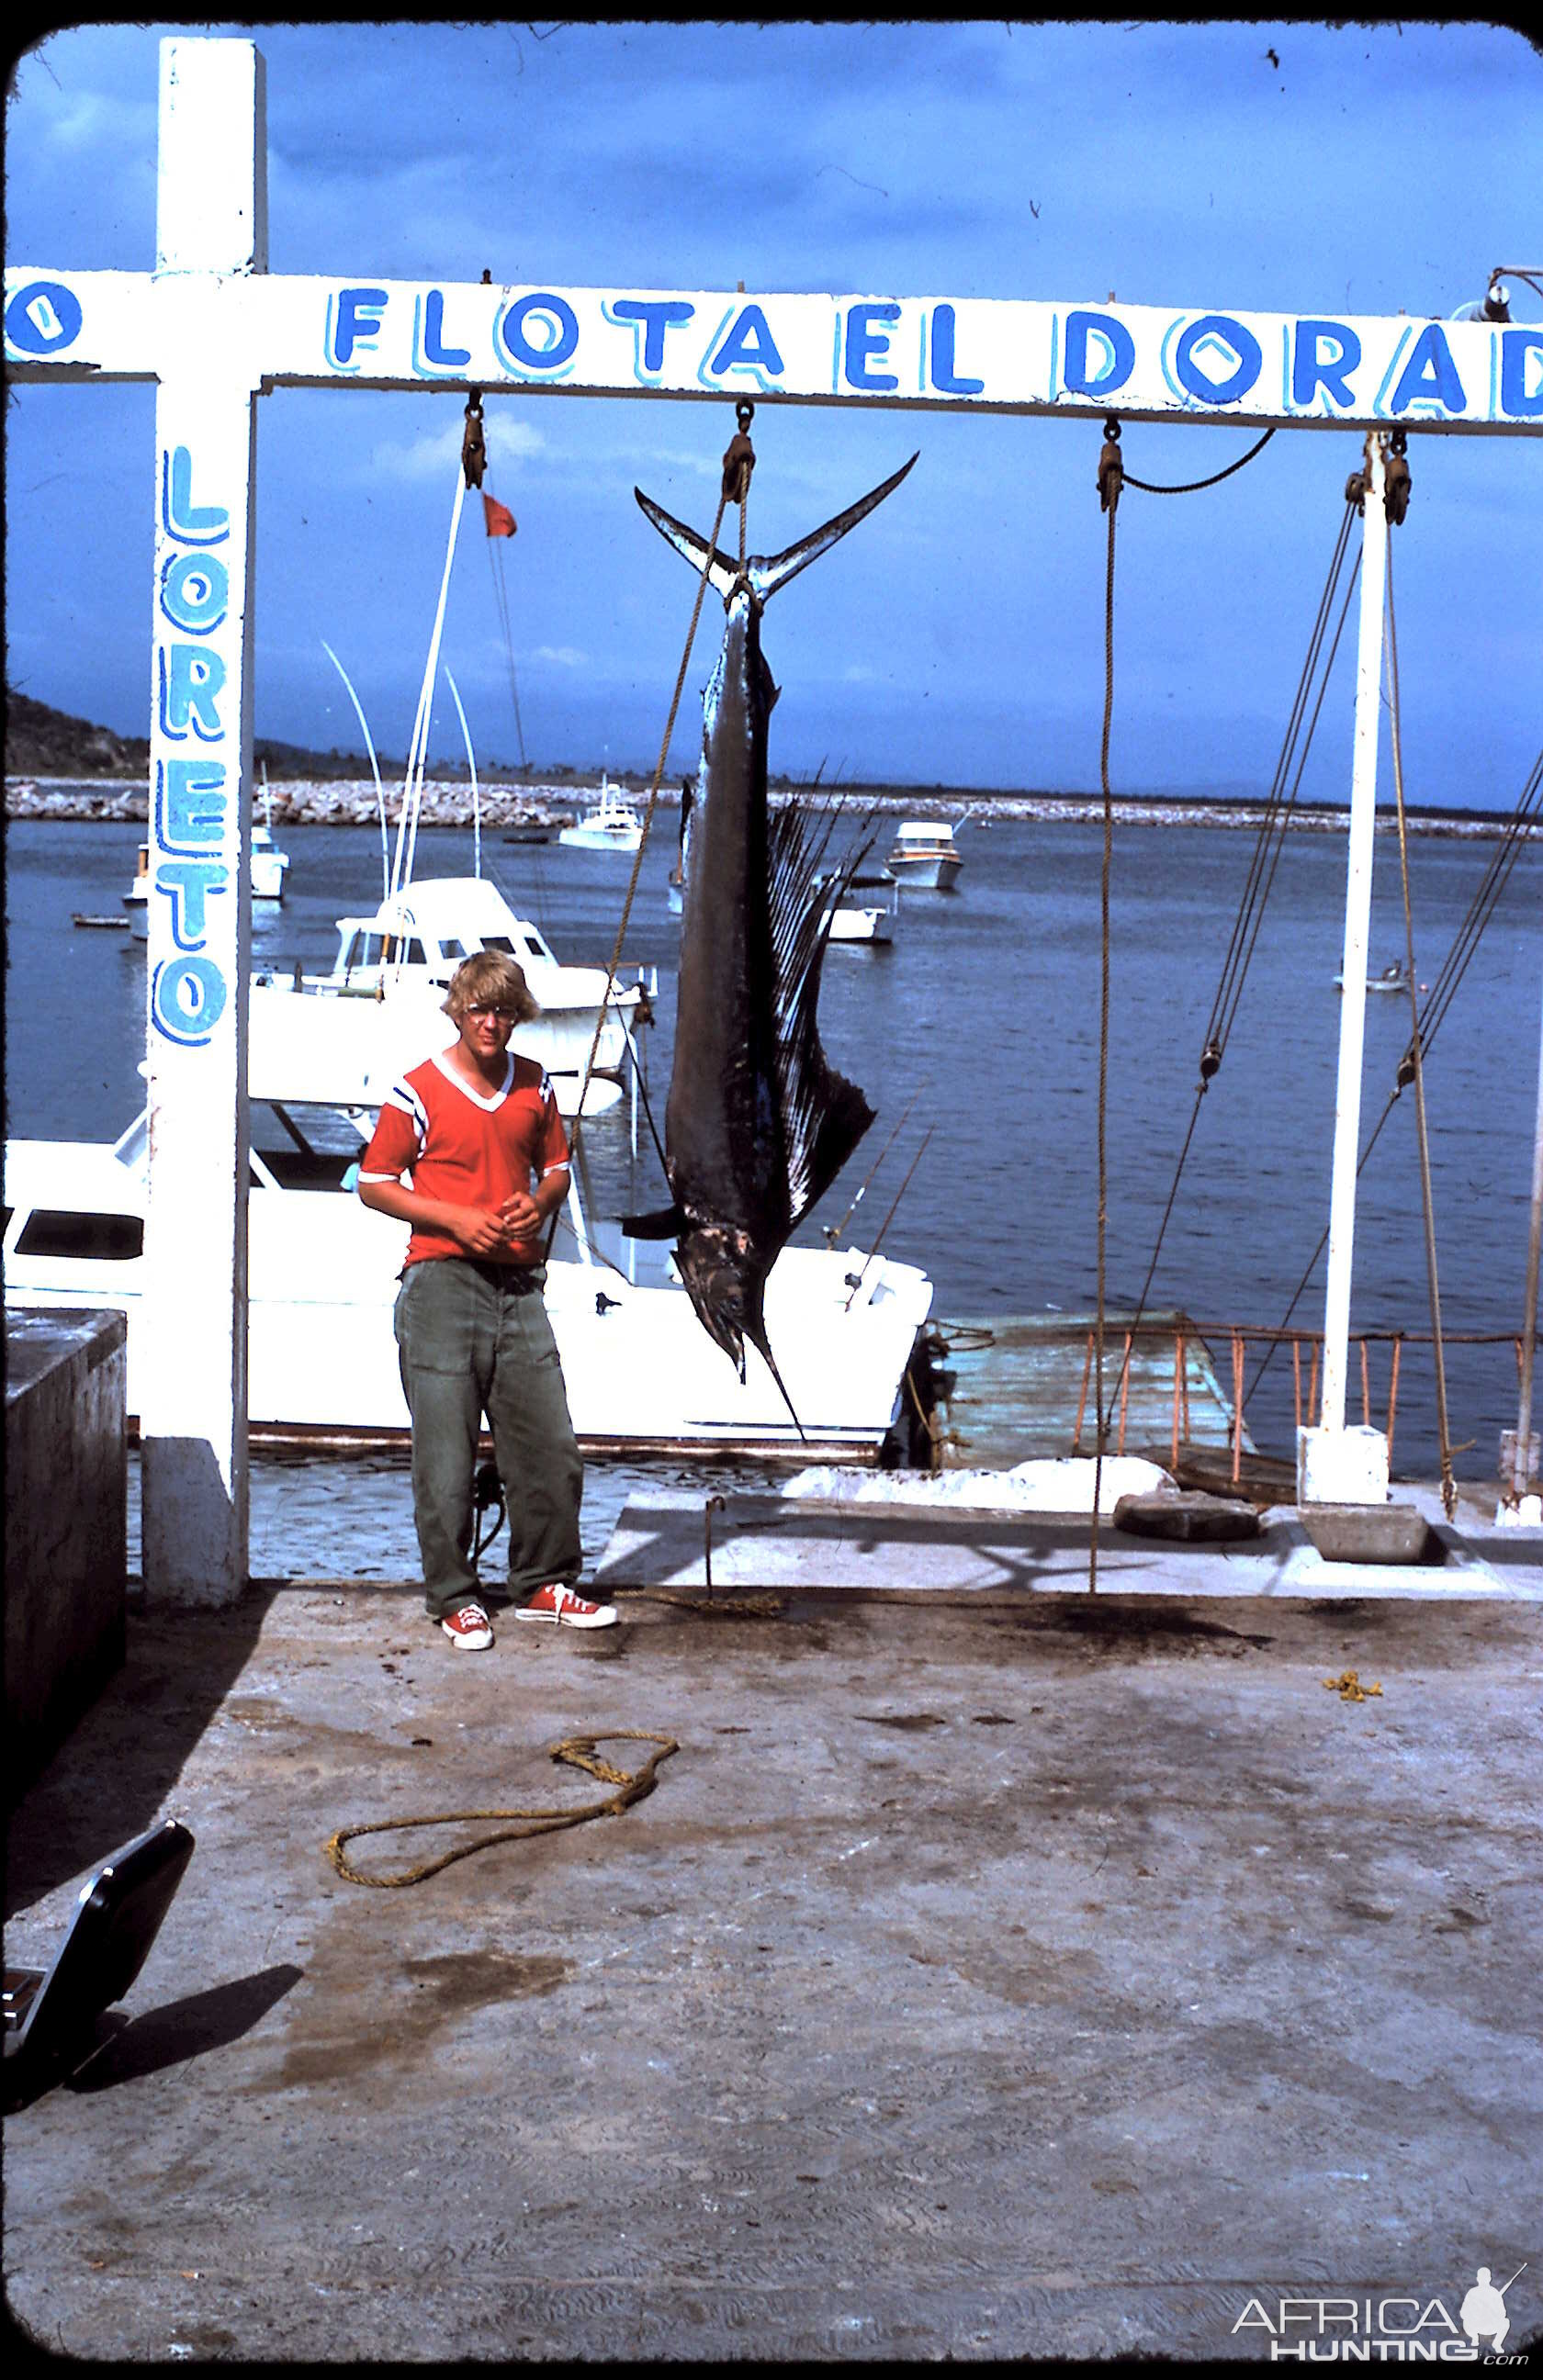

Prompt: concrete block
[
  {"left": 1298, "top": 1501, "right": 1434, "bottom": 1565},
  {"left": 5, "top": 1309, "right": 128, "bottom": 1799},
  {"left": 1297, "top": 1422, "right": 1389, "bottom": 1508}
]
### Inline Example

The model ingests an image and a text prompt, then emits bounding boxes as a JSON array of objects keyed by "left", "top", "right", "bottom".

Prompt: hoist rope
[
  {"left": 389, "top": 466, "right": 468, "bottom": 922},
  {"left": 545, "top": 429, "right": 744, "bottom": 1258},
  {"left": 1120, "top": 426, "right": 1277, "bottom": 496},
  {"left": 1245, "top": 747, "right": 1543, "bottom": 1408},
  {"left": 483, "top": 507, "right": 529, "bottom": 768},
  {"left": 1097, "top": 497, "right": 1361, "bottom": 1443},
  {"left": 324, "top": 1732, "right": 680, "bottom": 1889},
  {"left": 1384, "top": 541, "right": 1457, "bottom": 1517}
]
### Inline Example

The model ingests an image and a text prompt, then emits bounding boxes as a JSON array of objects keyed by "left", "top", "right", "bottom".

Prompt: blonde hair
[{"left": 443, "top": 949, "right": 541, "bottom": 1023}]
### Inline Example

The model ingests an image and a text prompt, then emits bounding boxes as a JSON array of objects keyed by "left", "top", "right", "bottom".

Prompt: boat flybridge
[
  {"left": 251, "top": 873, "right": 656, "bottom": 1119},
  {"left": 2, "top": 1050, "right": 937, "bottom": 1463}
]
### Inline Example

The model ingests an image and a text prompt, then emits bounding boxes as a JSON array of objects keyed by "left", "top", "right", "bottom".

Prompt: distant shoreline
[{"left": 2, "top": 774, "right": 1520, "bottom": 839}]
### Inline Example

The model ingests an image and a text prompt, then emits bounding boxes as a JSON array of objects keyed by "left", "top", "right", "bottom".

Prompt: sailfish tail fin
[
  {"left": 633, "top": 490, "right": 739, "bottom": 598},
  {"left": 635, "top": 453, "right": 918, "bottom": 609},
  {"left": 753, "top": 452, "right": 918, "bottom": 605}
]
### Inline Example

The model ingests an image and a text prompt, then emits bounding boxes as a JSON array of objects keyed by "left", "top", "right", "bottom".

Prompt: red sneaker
[
  {"left": 440, "top": 1602, "right": 494, "bottom": 1650},
  {"left": 517, "top": 1583, "right": 618, "bottom": 1631}
]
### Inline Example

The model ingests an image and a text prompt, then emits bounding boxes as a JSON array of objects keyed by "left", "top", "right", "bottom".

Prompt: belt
[{"left": 465, "top": 1259, "right": 543, "bottom": 1295}]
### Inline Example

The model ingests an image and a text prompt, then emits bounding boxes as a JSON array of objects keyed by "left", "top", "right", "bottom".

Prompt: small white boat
[
  {"left": 822, "top": 869, "right": 899, "bottom": 947},
  {"left": 251, "top": 873, "right": 655, "bottom": 1119},
  {"left": 1335, "top": 959, "right": 1425, "bottom": 994},
  {"left": 885, "top": 817, "right": 963, "bottom": 890},
  {"left": 124, "top": 818, "right": 289, "bottom": 932},
  {"left": 558, "top": 776, "right": 644, "bottom": 853},
  {"left": 250, "top": 821, "right": 291, "bottom": 903}
]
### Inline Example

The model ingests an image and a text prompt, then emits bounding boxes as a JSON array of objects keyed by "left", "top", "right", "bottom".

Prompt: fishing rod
[
  {"left": 825, "top": 1081, "right": 929, "bottom": 1246},
  {"left": 843, "top": 1127, "right": 935, "bottom": 1311}
]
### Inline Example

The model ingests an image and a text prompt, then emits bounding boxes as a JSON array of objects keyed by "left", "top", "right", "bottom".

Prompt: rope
[
  {"left": 1120, "top": 426, "right": 1277, "bottom": 495},
  {"left": 1246, "top": 750, "right": 1543, "bottom": 1405},
  {"left": 484, "top": 502, "right": 529, "bottom": 768},
  {"left": 324, "top": 1731, "right": 679, "bottom": 1888},
  {"left": 546, "top": 421, "right": 745, "bottom": 1257},
  {"left": 1378, "top": 539, "right": 1456, "bottom": 1513}
]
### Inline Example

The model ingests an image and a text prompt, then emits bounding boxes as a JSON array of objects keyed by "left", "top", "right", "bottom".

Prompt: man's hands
[{"left": 451, "top": 1193, "right": 537, "bottom": 1254}]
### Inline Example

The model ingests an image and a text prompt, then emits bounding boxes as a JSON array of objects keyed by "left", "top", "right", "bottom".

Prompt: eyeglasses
[{"left": 462, "top": 1003, "right": 518, "bottom": 1022}]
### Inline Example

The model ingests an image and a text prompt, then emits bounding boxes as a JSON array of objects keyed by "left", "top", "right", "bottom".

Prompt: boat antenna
[
  {"left": 444, "top": 668, "right": 480, "bottom": 880},
  {"left": 321, "top": 641, "right": 390, "bottom": 902},
  {"left": 391, "top": 426, "right": 476, "bottom": 914}
]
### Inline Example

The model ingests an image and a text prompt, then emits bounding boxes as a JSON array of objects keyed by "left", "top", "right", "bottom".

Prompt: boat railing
[{"left": 1068, "top": 1317, "right": 1529, "bottom": 1483}]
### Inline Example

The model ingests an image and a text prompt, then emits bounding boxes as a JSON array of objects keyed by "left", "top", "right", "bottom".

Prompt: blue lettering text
[
  {"left": 1501, "top": 327, "right": 1543, "bottom": 418},
  {"left": 708, "top": 304, "right": 785, "bottom": 387},
  {"left": 162, "top": 445, "right": 228, "bottom": 544},
  {"left": 161, "top": 551, "right": 229, "bottom": 636},
  {"left": 330, "top": 286, "right": 388, "bottom": 369},
  {"left": 1292, "top": 320, "right": 1361, "bottom": 410},
  {"left": 159, "top": 644, "right": 227, "bottom": 741},
  {"left": 1063, "top": 310, "right": 1135, "bottom": 398},
  {"left": 1390, "top": 322, "right": 1465, "bottom": 416},
  {"left": 156, "top": 859, "right": 229, "bottom": 949},
  {"left": 151, "top": 954, "right": 227, "bottom": 1046},
  {"left": 929, "top": 305, "right": 985, "bottom": 396},
  {"left": 158, "top": 758, "right": 228, "bottom": 851},
  {"left": 419, "top": 288, "right": 470, "bottom": 370},
  {"left": 1176, "top": 313, "right": 1263, "bottom": 405},
  {"left": 844, "top": 302, "right": 901, "bottom": 394},
  {"left": 607, "top": 298, "right": 695, "bottom": 375},
  {"left": 496, "top": 292, "right": 580, "bottom": 373}
]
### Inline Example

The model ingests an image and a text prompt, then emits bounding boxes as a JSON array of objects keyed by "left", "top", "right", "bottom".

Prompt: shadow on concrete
[
  {"left": 66, "top": 1962, "right": 304, "bottom": 2093},
  {"left": 4, "top": 1581, "right": 276, "bottom": 1920}
]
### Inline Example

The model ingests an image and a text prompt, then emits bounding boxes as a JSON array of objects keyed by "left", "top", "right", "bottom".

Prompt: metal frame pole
[{"left": 1319, "top": 432, "right": 1388, "bottom": 1441}]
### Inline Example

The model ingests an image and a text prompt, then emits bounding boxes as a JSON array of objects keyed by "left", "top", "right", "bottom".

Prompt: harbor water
[{"left": 6, "top": 805, "right": 1540, "bottom": 1553}]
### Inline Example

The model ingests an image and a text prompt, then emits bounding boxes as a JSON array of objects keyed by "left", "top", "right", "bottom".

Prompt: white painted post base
[{"left": 1297, "top": 1423, "right": 1389, "bottom": 1508}]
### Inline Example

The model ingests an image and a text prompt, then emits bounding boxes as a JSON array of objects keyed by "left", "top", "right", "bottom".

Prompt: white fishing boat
[
  {"left": 885, "top": 816, "right": 963, "bottom": 890},
  {"left": 822, "top": 868, "right": 899, "bottom": 946},
  {"left": 1335, "top": 958, "right": 1425, "bottom": 994},
  {"left": 558, "top": 776, "right": 645, "bottom": 853},
  {"left": 2, "top": 1092, "right": 937, "bottom": 1464},
  {"left": 250, "top": 872, "right": 655, "bottom": 1119},
  {"left": 125, "top": 825, "right": 287, "bottom": 908},
  {"left": 124, "top": 820, "right": 288, "bottom": 936}
]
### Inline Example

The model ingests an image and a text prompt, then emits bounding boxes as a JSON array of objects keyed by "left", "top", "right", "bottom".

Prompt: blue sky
[{"left": 5, "top": 17, "right": 1541, "bottom": 801}]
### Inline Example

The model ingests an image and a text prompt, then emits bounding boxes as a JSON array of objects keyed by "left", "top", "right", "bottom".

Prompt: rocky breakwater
[{"left": 5, "top": 775, "right": 584, "bottom": 833}]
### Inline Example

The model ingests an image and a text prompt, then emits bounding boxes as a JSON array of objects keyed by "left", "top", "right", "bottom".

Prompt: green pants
[{"left": 393, "top": 1258, "right": 583, "bottom": 1616}]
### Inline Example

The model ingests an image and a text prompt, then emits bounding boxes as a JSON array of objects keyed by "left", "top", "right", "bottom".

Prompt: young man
[{"left": 357, "top": 950, "right": 616, "bottom": 1647}]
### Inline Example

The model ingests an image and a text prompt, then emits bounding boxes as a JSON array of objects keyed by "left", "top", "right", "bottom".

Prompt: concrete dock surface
[{"left": 5, "top": 1486, "right": 1542, "bottom": 2363}]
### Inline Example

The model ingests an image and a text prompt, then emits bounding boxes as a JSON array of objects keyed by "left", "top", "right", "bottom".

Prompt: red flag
[{"left": 482, "top": 493, "right": 516, "bottom": 538}]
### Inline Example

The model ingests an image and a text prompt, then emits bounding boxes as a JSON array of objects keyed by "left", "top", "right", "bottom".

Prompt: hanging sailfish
[{"left": 625, "top": 450, "right": 919, "bottom": 1417}]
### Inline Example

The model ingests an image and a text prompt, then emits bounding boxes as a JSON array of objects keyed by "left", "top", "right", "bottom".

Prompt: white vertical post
[
  {"left": 1299, "top": 432, "right": 1391, "bottom": 1506},
  {"left": 140, "top": 39, "right": 265, "bottom": 1601}
]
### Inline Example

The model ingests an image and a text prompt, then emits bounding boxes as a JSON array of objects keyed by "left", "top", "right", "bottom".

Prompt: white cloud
[
  {"left": 367, "top": 412, "right": 546, "bottom": 483},
  {"left": 531, "top": 645, "right": 587, "bottom": 669}
]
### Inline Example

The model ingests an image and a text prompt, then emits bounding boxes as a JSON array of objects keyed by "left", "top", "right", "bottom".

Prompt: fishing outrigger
[{"left": 624, "top": 448, "right": 920, "bottom": 1425}]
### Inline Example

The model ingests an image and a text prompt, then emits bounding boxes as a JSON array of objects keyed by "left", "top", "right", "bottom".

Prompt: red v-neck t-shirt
[{"left": 359, "top": 1049, "right": 570, "bottom": 1269}]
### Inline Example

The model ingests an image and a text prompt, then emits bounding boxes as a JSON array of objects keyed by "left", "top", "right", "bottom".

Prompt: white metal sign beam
[
  {"left": 6, "top": 36, "right": 1537, "bottom": 1598},
  {"left": 9, "top": 268, "right": 1543, "bottom": 432}
]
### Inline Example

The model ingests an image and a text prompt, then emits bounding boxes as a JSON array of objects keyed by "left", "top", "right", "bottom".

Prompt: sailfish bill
[{"left": 625, "top": 451, "right": 919, "bottom": 1420}]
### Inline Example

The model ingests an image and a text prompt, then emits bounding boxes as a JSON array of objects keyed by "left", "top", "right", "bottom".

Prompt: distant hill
[{"left": 2, "top": 690, "right": 409, "bottom": 783}]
